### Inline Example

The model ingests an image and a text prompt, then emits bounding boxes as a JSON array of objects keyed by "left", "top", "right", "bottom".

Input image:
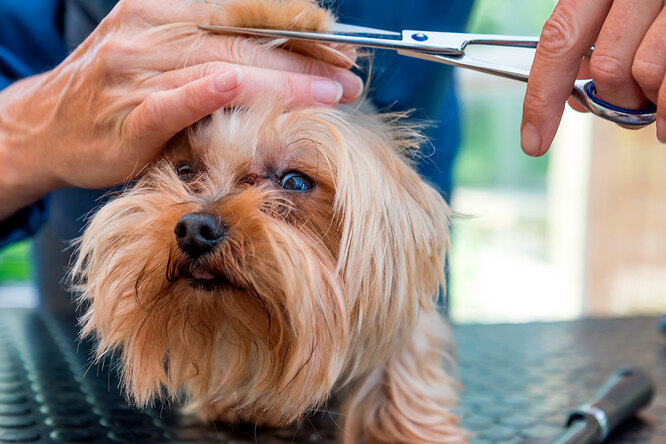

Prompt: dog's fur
[{"left": 71, "top": 1, "right": 463, "bottom": 442}]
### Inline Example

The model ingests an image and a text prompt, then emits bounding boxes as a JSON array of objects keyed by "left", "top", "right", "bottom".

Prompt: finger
[
  {"left": 144, "top": 32, "right": 354, "bottom": 71},
  {"left": 522, "top": 0, "right": 613, "bottom": 157},
  {"left": 131, "top": 33, "right": 362, "bottom": 101},
  {"left": 568, "top": 58, "right": 591, "bottom": 113},
  {"left": 146, "top": 59, "right": 363, "bottom": 103},
  {"left": 590, "top": 0, "right": 662, "bottom": 110},
  {"left": 226, "top": 64, "right": 349, "bottom": 106},
  {"left": 127, "top": 64, "right": 353, "bottom": 149},
  {"left": 658, "top": 75, "right": 666, "bottom": 143},
  {"left": 632, "top": 7, "right": 666, "bottom": 105},
  {"left": 143, "top": 62, "right": 236, "bottom": 90},
  {"left": 125, "top": 68, "right": 244, "bottom": 149}
]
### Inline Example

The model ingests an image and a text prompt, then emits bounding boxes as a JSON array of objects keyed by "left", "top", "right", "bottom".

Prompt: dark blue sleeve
[
  {"left": 336, "top": 1, "right": 474, "bottom": 199},
  {"left": 0, "top": 198, "right": 50, "bottom": 250},
  {"left": 0, "top": 0, "right": 67, "bottom": 248}
]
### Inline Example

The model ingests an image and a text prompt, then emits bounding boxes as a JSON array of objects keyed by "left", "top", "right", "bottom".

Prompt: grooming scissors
[{"left": 199, "top": 23, "right": 657, "bottom": 127}]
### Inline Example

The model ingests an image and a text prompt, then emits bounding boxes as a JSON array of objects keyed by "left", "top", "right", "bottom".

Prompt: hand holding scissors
[{"left": 522, "top": 0, "right": 666, "bottom": 156}]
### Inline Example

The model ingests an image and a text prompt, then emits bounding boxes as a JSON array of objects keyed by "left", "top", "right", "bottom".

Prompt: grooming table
[{"left": 0, "top": 309, "right": 663, "bottom": 443}]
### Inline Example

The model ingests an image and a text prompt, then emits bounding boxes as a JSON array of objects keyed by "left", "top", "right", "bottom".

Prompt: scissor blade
[
  {"left": 198, "top": 24, "right": 465, "bottom": 55},
  {"left": 199, "top": 24, "right": 402, "bottom": 48},
  {"left": 330, "top": 23, "right": 401, "bottom": 37}
]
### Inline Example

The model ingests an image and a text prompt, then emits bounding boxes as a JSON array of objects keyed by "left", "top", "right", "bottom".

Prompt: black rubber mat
[
  {"left": 455, "top": 317, "right": 665, "bottom": 443},
  {"left": 0, "top": 309, "right": 663, "bottom": 443}
]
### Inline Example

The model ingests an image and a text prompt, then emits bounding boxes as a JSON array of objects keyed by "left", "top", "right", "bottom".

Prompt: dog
[{"left": 71, "top": 1, "right": 464, "bottom": 442}]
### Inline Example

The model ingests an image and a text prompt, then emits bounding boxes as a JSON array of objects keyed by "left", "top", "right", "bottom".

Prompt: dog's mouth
[
  {"left": 177, "top": 264, "right": 242, "bottom": 292},
  {"left": 188, "top": 268, "right": 227, "bottom": 291}
]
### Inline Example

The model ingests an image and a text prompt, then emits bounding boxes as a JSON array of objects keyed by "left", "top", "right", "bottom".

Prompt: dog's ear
[
  {"left": 329, "top": 108, "right": 450, "bottom": 337},
  {"left": 329, "top": 111, "right": 460, "bottom": 443}
]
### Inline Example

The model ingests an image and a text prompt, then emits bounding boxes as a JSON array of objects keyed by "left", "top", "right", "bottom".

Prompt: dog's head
[{"left": 72, "top": 101, "right": 450, "bottom": 423}]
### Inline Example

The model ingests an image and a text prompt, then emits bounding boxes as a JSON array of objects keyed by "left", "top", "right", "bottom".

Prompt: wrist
[{"left": 0, "top": 74, "right": 64, "bottom": 221}]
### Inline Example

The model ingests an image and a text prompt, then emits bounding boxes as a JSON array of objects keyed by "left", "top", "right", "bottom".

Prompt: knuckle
[
  {"left": 142, "top": 96, "right": 166, "bottom": 132},
  {"left": 301, "top": 57, "right": 325, "bottom": 76},
  {"left": 224, "top": 36, "right": 257, "bottom": 65},
  {"left": 538, "top": 10, "right": 579, "bottom": 56},
  {"left": 523, "top": 86, "right": 551, "bottom": 118},
  {"left": 94, "top": 40, "right": 119, "bottom": 73},
  {"left": 282, "top": 76, "right": 303, "bottom": 102},
  {"left": 97, "top": 38, "right": 121, "bottom": 60},
  {"left": 202, "top": 61, "right": 228, "bottom": 78},
  {"left": 128, "top": 103, "right": 156, "bottom": 138},
  {"left": 96, "top": 38, "right": 137, "bottom": 68},
  {"left": 182, "top": 85, "right": 203, "bottom": 113},
  {"left": 114, "top": 0, "right": 138, "bottom": 16},
  {"left": 632, "top": 58, "right": 663, "bottom": 93},
  {"left": 107, "top": 0, "right": 150, "bottom": 28},
  {"left": 590, "top": 53, "right": 631, "bottom": 90}
]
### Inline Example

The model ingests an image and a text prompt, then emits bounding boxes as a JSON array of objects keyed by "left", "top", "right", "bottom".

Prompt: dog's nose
[{"left": 174, "top": 213, "right": 226, "bottom": 258}]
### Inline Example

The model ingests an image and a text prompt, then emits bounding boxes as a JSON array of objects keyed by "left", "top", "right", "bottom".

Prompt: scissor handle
[
  {"left": 572, "top": 79, "right": 657, "bottom": 126},
  {"left": 400, "top": 50, "right": 657, "bottom": 127},
  {"left": 401, "top": 30, "right": 539, "bottom": 55}
]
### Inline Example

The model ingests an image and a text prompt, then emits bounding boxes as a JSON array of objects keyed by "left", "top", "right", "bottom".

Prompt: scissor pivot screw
[{"left": 411, "top": 32, "right": 428, "bottom": 42}]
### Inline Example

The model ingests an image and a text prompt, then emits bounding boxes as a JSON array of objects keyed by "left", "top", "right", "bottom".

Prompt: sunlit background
[
  {"left": 450, "top": 0, "right": 666, "bottom": 322},
  {"left": 1, "top": 0, "right": 665, "bottom": 322}
]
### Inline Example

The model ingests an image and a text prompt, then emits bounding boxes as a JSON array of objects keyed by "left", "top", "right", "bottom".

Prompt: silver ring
[{"left": 578, "top": 404, "right": 609, "bottom": 441}]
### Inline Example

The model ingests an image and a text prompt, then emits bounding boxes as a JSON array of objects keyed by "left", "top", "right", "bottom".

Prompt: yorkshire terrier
[{"left": 71, "top": 1, "right": 463, "bottom": 442}]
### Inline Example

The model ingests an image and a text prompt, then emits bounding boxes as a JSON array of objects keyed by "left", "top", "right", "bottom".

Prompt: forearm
[{"left": 0, "top": 73, "right": 64, "bottom": 222}]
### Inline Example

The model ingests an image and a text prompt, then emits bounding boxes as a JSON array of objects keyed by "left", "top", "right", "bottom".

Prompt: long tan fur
[{"left": 71, "top": 1, "right": 465, "bottom": 442}]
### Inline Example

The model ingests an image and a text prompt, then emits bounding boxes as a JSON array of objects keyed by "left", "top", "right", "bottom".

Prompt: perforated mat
[{"left": 0, "top": 309, "right": 663, "bottom": 443}]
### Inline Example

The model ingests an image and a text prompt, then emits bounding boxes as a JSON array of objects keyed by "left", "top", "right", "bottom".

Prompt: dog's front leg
[{"left": 341, "top": 312, "right": 466, "bottom": 444}]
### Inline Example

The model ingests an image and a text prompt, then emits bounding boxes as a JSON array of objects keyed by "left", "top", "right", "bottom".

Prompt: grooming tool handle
[{"left": 551, "top": 368, "right": 654, "bottom": 444}]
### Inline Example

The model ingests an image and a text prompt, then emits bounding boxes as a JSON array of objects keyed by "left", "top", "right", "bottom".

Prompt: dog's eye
[
  {"left": 176, "top": 164, "right": 195, "bottom": 182},
  {"left": 280, "top": 172, "right": 314, "bottom": 191}
]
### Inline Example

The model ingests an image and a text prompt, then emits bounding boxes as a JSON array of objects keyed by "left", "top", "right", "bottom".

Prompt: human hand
[
  {"left": 0, "top": 0, "right": 362, "bottom": 220},
  {"left": 521, "top": 0, "right": 666, "bottom": 156}
]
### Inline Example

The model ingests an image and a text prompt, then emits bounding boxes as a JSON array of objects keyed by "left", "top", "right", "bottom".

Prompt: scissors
[{"left": 199, "top": 23, "right": 657, "bottom": 127}]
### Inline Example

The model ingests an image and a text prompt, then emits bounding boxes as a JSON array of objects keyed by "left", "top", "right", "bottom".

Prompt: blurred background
[
  {"left": 1, "top": 0, "right": 665, "bottom": 323},
  {"left": 450, "top": 0, "right": 666, "bottom": 322}
]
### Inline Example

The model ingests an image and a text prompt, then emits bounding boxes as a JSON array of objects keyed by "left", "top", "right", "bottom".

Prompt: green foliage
[
  {"left": 467, "top": 0, "right": 557, "bottom": 35},
  {"left": 455, "top": 0, "right": 555, "bottom": 189},
  {"left": 0, "top": 241, "right": 33, "bottom": 283},
  {"left": 455, "top": 92, "right": 549, "bottom": 189}
]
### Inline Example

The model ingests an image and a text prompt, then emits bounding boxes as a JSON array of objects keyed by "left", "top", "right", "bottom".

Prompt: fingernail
[
  {"left": 213, "top": 68, "right": 242, "bottom": 92},
  {"left": 333, "top": 72, "right": 364, "bottom": 100},
  {"left": 521, "top": 122, "right": 542, "bottom": 156},
  {"left": 311, "top": 80, "right": 343, "bottom": 104},
  {"left": 658, "top": 115, "right": 666, "bottom": 145}
]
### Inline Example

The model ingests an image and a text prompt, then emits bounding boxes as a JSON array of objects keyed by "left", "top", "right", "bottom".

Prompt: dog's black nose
[{"left": 174, "top": 213, "right": 226, "bottom": 258}]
